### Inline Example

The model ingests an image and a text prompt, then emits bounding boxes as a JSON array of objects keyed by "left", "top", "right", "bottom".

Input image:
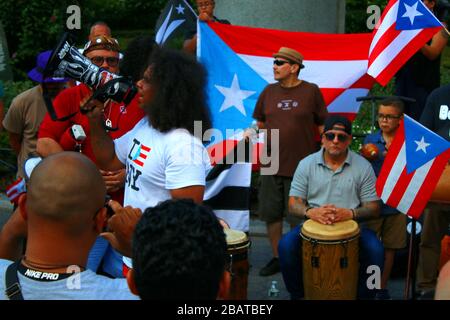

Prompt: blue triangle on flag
[
  {"left": 396, "top": 0, "right": 442, "bottom": 30},
  {"left": 404, "top": 115, "right": 450, "bottom": 173},
  {"left": 198, "top": 22, "right": 268, "bottom": 141}
]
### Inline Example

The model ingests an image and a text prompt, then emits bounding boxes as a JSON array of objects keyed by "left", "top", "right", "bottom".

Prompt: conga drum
[
  {"left": 300, "top": 219, "right": 360, "bottom": 300},
  {"left": 430, "top": 165, "right": 450, "bottom": 204},
  {"left": 224, "top": 229, "right": 250, "bottom": 300}
]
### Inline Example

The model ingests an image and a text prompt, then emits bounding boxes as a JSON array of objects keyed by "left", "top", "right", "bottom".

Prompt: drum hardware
[
  {"left": 301, "top": 220, "right": 360, "bottom": 300},
  {"left": 311, "top": 240, "right": 319, "bottom": 268},
  {"left": 224, "top": 229, "right": 250, "bottom": 300},
  {"left": 340, "top": 241, "right": 349, "bottom": 269}
]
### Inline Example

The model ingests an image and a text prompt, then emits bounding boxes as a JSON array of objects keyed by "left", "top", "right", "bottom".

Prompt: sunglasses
[
  {"left": 324, "top": 132, "right": 349, "bottom": 143},
  {"left": 273, "top": 59, "right": 290, "bottom": 66},
  {"left": 90, "top": 56, "right": 120, "bottom": 67}
]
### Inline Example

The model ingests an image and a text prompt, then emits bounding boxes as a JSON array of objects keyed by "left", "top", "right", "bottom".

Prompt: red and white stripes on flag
[
  {"left": 367, "top": 0, "right": 443, "bottom": 86},
  {"left": 5, "top": 177, "right": 26, "bottom": 205},
  {"left": 207, "top": 22, "right": 375, "bottom": 119},
  {"left": 375, "top": 120, "right": 450, "bottom": 219}
]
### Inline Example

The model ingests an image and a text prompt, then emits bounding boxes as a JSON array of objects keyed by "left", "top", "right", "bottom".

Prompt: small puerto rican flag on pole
[{"left": 5, "top": 177, "right": 26, "bottom": 205}]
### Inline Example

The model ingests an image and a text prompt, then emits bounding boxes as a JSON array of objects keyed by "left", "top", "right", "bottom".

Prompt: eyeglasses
[
  {"left": 324, "top": 132, "right": 350, "bottom": 143},
  {"left": 273, "top": 59, "right": 290, "bottom": 66},
  {"left": 90, "top": 56, "right": 120, "bottom": 67},
  {"left": 377, "top": 114, "right": 402, "bottom": 121}
]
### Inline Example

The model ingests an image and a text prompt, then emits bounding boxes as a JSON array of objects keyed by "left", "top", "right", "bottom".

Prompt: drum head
[
  {"left": 224, "top": 229, "right": 249, "bottom": 250},
  {"left": 301, "top": 219, "right": 359, "bottom": 241}
]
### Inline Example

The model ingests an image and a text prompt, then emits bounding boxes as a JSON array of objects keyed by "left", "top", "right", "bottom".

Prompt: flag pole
[
  {"left": 443, "top": 26, "right": 450, "bottom": 37},
  {"left": 404, "top": 217, "right": 417, "bottom": 300}
]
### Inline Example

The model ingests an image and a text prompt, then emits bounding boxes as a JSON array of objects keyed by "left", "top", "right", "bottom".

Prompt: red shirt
[
  {"left": 39, "top": 83, "right": 144, "bottom": 161},
  {"left": 38, "top": 84, "right": 145, "bottom": 203}
]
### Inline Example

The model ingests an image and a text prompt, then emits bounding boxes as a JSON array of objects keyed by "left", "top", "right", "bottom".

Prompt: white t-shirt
[{"left": 114, "top": 118, "right": 211, "bottom": 211}]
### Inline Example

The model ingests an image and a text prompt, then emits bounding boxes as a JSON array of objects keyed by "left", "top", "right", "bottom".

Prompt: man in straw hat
[{"left": 252, "top": 47, "right": 328, "bottom": 277}]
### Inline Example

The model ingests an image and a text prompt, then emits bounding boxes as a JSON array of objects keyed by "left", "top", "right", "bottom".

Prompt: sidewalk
[
  {"left": 0, "top": 194, "right": 407, "bottom": 300},
  {"left": 247, "top": 215, "right": 406, "bottom": 300}
]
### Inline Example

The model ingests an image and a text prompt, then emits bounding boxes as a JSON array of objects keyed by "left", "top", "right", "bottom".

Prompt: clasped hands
[{"left": 307, "top": 204, "right": 353, "bottom": 225}]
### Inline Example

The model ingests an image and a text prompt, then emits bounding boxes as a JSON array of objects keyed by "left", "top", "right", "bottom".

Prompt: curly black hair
[
  {"left": 143, "top": 47, "right": 212, "bottom": 137},
  {"left": 132, "top": 199, "right": 227, "bottom": 300},
  {"left": 119, "top": 35, "right": 156, "bottom": 83}
]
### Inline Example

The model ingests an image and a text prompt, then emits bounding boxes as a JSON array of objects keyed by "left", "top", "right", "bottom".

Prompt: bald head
[
  {"left": 89, "top": 22, "right": 111, "bottom": 42},
  {"left": 27, "top": 152, "right": 106, "bottom": 222}
]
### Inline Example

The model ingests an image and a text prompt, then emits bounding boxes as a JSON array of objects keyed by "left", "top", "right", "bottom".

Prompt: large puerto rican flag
[
  {"left": 376, "top": 115, "right": 450, "bottom": 219},
  {"left": 198, "top": 21, "right": 374, "bottom": 137},
  {"left": 367, "top": 0, "right": 443, "bottom": 86}
]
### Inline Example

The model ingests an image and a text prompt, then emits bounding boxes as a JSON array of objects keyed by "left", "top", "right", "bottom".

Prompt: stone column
[{"left": 214, "top": 0, "right": 346, "bottom": 33}]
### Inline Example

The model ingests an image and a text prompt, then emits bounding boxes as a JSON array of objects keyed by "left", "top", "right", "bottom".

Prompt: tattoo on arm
[
  {"left": 289, "top": 196, "right": 308, "bottom": 218},
  {"left": 354, "top": 201, "right": 380, "bottom": 221}
]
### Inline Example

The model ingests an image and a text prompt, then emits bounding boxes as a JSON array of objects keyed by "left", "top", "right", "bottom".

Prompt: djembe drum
[
  {"left": 300, "top": 219, "right": 360, "bottom": 300},
  {"left": 224, "top": 229, "right": 250, "bottom": 300}
]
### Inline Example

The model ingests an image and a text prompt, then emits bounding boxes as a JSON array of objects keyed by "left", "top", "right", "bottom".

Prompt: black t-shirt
[
  {"left": 184, "top": 16, "right": 231, "bottom": 39},
  {"left": 396, "top": 41, "right": 441, "bottom": 92},
  {"left": 420, "top": 83, "right": 450, "bottom": 141}
]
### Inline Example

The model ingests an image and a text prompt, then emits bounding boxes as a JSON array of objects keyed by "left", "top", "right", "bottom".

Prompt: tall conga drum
[
  {"left": 300, "top": 219, "right": 360, "bottom": 300},
  {"left": 430, "top": 165, "right": 450, "bottom": 204},
  {"left": 224, "top": 229, "right": 250, "bottom": 300}
]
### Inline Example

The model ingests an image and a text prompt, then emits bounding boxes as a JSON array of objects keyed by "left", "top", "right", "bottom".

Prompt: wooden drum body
[
  {"left": 224, "top": 229, "right": 250, "bottom": 300},
  {"left": 430, "top": 165, "right": 450, "bottom": 204},
  {"left": 301, "top": 220, "right": 360, "bottom": 300}
]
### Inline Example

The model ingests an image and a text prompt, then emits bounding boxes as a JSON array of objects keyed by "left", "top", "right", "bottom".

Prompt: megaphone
[{"left": 43, "top": 32, "right": 137, "bottom": 125}]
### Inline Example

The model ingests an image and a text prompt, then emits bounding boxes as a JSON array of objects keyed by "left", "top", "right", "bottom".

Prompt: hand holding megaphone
[
  {"left": 79, "top": 92, "right": 104, "bottom": 118},
  {"left": 43, "top": 32, "right": 137, "bottom": 122}
]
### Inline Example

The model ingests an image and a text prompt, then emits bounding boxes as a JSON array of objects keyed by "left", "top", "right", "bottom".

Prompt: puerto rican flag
[
  {"left": 5, "top": 177, "right": 26, "bottom": 205},
  {"left": 199, "top": 21, "right": 374, "bottom": 133},
  {"left": 204, "top": 139, "right": 252, "bottom": 232},
  {"left": 198, "top": 21, "right": 376, "bottom": 163},
  {"left": 367, "top": 0, "right": 443, "bottom": 86},
  {"left": 131, "top": 144, "right": 151, "bottom": 167},
  {"left": 376, "top": 115, "right": 450, "bottom": 219}
]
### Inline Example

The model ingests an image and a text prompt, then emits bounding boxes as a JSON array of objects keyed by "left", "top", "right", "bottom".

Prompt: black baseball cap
[{"left": 323, "top": 115, "right": 352, "bottom": 135}]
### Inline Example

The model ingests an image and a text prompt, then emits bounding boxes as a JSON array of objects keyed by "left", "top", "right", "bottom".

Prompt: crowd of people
[{"left": 0, "top": 0, "right": 450, "bottom": 301}]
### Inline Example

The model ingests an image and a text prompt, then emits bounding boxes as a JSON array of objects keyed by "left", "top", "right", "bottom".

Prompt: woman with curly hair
[
  {"left": 84, "top": 46, "right": 212, "bottom": 212},
  {"left": 119, "top": 35, "right": 156, "bottom": 83}
]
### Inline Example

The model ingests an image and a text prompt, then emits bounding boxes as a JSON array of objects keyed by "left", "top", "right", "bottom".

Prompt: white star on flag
[
  {"left": 402, "top": 1, "right": 424, "bottom": 25},
  {"left": 215, "top": 74, "right": 256, "bottom": 116},
  {"left": 175, "top": 4, "right": 185, "bottom": 14},
  {"left": 415, "top": 136, "right": 430, "bottom": 154}
]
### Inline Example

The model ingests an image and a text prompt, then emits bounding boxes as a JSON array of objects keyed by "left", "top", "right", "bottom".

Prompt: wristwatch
[{"left": 305, "top": 207, "right": 313, "bottom": 219}]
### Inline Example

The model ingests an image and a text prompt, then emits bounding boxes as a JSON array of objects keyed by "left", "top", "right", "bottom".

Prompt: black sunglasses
[
  {"left": 273, "top": 59, "right": 290, "bottom": 66},
  {"left": 90, "top": 56, "right": 120, "bottom": 67},
  {"left": 324, "top": 132, "right": 349, "bottom": 143}
]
